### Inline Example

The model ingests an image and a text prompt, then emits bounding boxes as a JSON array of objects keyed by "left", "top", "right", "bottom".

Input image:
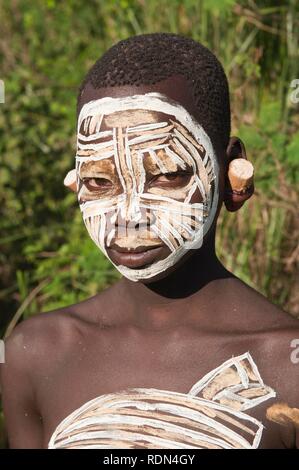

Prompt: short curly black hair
[{"left": 78, "top": 33, "right": 231, "bottom": 152}]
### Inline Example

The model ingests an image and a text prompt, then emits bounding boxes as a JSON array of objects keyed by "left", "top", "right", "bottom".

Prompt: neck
[{"left": 118, "top": 229, "right": 233, "bottom": 328}]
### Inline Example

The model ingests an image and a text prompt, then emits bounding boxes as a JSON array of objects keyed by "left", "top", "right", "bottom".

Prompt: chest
[{"left": 36, "top": 328, "right": 289, "bottom": 448}]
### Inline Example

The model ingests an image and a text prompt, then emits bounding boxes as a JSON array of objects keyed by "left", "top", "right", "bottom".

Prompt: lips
[{"left": 106, "top": 243, "right": 165, "bottom": 269}]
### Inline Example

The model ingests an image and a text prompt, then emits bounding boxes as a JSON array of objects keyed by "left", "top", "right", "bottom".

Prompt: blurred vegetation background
[{"left": 0, "top": 0, "right": 298, "bottom": 448}]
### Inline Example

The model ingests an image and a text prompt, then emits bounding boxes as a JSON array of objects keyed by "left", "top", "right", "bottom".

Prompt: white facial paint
[
  {"left": 48, "top": 352, "right": 276, "bottom": 449},
  {"left": 76, "top": 93, "right": 219, "bottom": 281}
]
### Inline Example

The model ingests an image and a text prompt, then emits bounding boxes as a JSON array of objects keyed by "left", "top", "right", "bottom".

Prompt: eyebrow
[
  {"left": 78, "top": 130, "right": 113, "bottom": 142},
  {"left": 79, "top": 159, "right": 116, "bottom": 175}
]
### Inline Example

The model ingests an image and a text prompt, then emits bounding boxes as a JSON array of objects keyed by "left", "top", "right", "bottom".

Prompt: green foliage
[
  {"left": 286, "top": 132, "right": 299, "bottom": 178},
  {"left": 0, "top": 0, "right": 298, "bottom": 330},
  {"left": 0, "top": 0, "right": 298, "bottom": 447}
]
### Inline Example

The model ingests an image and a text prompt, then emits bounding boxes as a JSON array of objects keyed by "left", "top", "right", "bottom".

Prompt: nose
[
  {"left": 116, "top": 204, "right": 155, "bottom": 229},
  {"left": 105, "top": 202, "right": 158, "bottom": 247}
]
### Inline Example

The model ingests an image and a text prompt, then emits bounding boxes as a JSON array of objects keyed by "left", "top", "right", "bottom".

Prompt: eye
[
  {"left": 149, "top": 171, "right": 192, "bottom": 188},
  {"left": 82, "top": 177, "right": 112, "bottom": 191}
]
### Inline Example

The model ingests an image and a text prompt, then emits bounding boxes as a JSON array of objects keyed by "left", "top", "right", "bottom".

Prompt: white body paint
[
  {"left": 76, "top": 93, "right": 219, "bottom": 281},
  {"left": 48, "top": 352, "right": 276, "bottom": 449}
]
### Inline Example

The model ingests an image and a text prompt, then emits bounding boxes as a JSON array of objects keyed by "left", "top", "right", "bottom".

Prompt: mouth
[{"left": 106, "top": 243, "right": 166, "bottom": 269}]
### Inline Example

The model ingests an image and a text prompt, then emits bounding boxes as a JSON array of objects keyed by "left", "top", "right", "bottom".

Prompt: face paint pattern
[{"left": 76, "top": 93, "right": 219, "bottom": 281}]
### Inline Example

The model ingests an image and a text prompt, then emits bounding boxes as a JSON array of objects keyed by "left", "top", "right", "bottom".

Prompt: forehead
[
  {"left": 76, "top": 93, "right": 216, "bottom": 178},
  {"left": 77, "top": 106, "right": 179, "bottom": 175},
  {"left": 79, "top": 106, "right": 173, "bottom": 135},
  {"left": 103, "top": 109, "right": 164, "bottom": 130},
  {"left": 77, "top": 93, "right": 198, "bottom": 133},
  {"left": 76, "top": 93, "right": 212, "bottom": 151}
]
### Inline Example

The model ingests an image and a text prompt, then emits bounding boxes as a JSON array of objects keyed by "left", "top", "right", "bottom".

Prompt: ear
[
  {"left": 224, "top": 136, "right": 254, "bottom": 212},
  {"left": 64, "top": 169, "right": 77, "bottom": 193}
]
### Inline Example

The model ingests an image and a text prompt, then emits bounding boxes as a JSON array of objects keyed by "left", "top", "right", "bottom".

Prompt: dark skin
[{"left": 1, "top": 76, "right": 299, "bottom": 449}]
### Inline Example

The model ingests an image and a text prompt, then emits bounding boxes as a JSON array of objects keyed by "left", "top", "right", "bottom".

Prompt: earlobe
[
  {"left": 224, "top": 136, "right": 254, "bottom": 212},
  {"left": 64, "top": 169, "right": 77, "bottom": 193}
]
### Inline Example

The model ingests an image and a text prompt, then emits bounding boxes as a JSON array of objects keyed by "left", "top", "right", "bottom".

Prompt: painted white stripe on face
[
  {"left": 106, "top": 226, "right": 115, "bottom": 247},
  {"left": 176, "top": 220, "right": 197, "bottom": 239},
  {"left": 203, "top": 153, "right": 209, "bottom": 166},
  {"left": 124, "top": 130, "right": 140, "bottom": 220},
  {"left": 184, "top": 182, "right": 198, "bottom": 204},
  {"left": 77, "top": 184, "right": 86, "bottom": 201},
  {"left": 173, "top": 131, "right": 211, "bottom": 195},
  {"left": 158, "top": 217, "right": 185, "bottom": 248},
  {"left": 80, "top": 196, "right": 126, "bottom": 218},
  {"left": 164, "top": 146, "right": 187, "bottom": 170},
  {"left": 77, "top": 140, "right": 114, "bottom": 152},
  {"left": 127, "top": 132, "right": 170, "bottom": 145},
  {"left": 137, "top": 150, "right": 146, "bottom": 194},
  {"left": 172, "top": 137, "right": 198, "bottom": 172},
  {"left": 141, "top": 143, "right": 170, "bottom": 154},
  {"left": 148, "top": 149, "right": 168, "bottom": 174},
  {"left": 140, "top": 192, "right": 207, "bottom": 211},
  {"left": 112, "top": 128, "right": 127, "bottom": 195},
  {"left": 151, "top": 223, "right": 177, "bottom": 252},
  {"left": 127, "top": 121, "right": 169, "bottom": 132},
  {"left": 194, "top": 175, "right": 206, "bottom": 201},
  {"left": 76, "top": 152, "right": 115, "bottom": 163},
  {"left": 98, "top": 213, "right": 107, "bottom": 255},
  {"left": 81, "top": 113, "right": 104, "bottom": 136},
  {"left": 78, "top": 130, "right": 113, "bottom": 142},
  {"left": 96, "top": 114, "right": 104, "bottom": 133},
  {"left": 138, "top": 200, "right": 205, "bottom": 217}
]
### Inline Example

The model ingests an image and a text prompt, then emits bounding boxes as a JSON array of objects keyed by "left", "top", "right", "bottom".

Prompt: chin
[
  {"left": 134, "top": 248, "right": 196, "bottom": 285},
  {"left": 120, "top": 262, "right": 173, "bottom": 284},
  {"left": 137, "top": 269, "right": 172, "bottom": 284}
]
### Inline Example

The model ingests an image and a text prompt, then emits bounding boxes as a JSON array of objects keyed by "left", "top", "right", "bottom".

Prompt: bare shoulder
[
  {"left": 2, "top": 296, "right": 103, "bottom": 376},
  {"left": 2, "top": 311, "right": 73, "bottom": 378},
  {"left": 1, "top": 279, "right": 123, "bottom": 379},
  {"left": 219, "top": 276, "right": 299, "bottom": 331},
  {"left": 211, "top": 277, "right": 299, "bottom": 411}
]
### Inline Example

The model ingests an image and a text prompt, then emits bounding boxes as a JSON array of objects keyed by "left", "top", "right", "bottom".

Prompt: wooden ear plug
[
  {"left": 63, "top": 159, "right": 254, "bottom": 195},
  {"left": 227, "top": 158, "right": 254, "bottom": 194},
  {"left": 64, "top": 169, "right": 77, "bottom": 192},
  {"left": 266, "top": 403, "right": 299, "bottom": 427}
]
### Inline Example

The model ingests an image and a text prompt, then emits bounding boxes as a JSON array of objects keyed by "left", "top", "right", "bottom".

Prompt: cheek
[{"left": 151, "top": 200, "right": 204, "bottom": 246}]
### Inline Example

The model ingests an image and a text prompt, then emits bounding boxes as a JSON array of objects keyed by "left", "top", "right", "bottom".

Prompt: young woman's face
[{"left": 76, "top": 93, "right": 219, "bottom": 282}]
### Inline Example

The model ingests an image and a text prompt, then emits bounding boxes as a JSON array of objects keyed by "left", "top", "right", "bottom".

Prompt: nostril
[{"left": 131, "top": 221, "right": 147, "bottom": 230}]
